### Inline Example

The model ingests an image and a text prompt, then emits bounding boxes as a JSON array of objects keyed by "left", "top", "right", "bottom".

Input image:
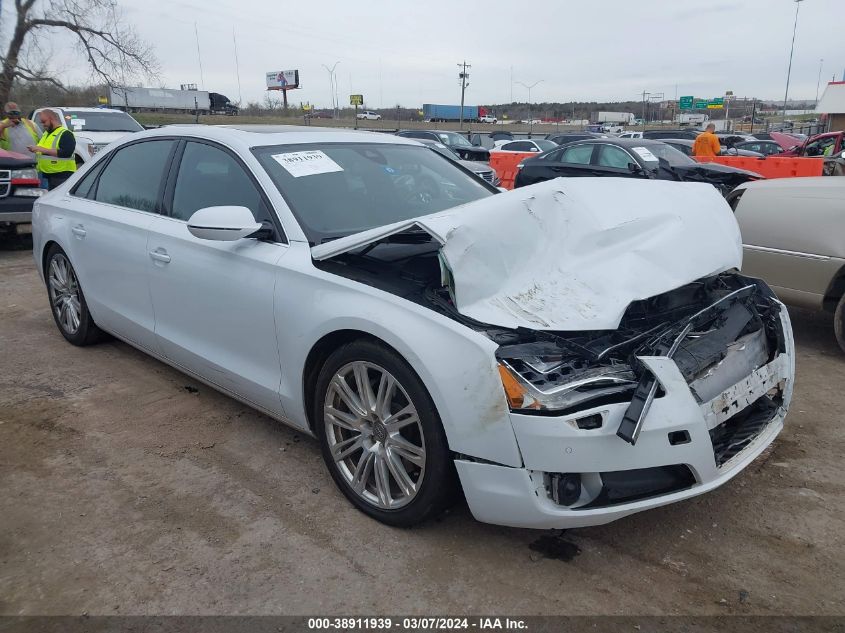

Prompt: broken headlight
[{"left": 497, "top": 347, "right": 637, "bottom": 414}]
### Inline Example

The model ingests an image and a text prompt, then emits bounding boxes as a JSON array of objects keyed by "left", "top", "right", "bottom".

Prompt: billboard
[{"left": 266, "top": 70, "right": 300, "bottom": 91}]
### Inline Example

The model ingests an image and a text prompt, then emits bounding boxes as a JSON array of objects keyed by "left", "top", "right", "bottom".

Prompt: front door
[
  {"left": 146, "top": 139, "right": 288, "bottom": 415},
  {"left": 61, "top": 138, "right": 177, "bottom": 351}
]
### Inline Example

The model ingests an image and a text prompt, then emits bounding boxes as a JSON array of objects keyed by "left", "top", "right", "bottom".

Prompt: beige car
[{"left": 730, "top": 177, "right": 845, "bottom": 352}]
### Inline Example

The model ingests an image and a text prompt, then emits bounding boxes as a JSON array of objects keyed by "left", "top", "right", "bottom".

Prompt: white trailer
[
  {"left": 677, "top": 113, "right": 709, "bottom": 125},
  {"left": 595, "top": 111, "right": 636, "bottom": 125},
  {"left": 109, "top": 87, "right": 212, "bottom": 113}
]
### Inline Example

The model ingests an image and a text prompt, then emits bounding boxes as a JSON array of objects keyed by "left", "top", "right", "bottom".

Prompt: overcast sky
[{"left": 10, "top": 0, "right": 845, "bottom": 108}]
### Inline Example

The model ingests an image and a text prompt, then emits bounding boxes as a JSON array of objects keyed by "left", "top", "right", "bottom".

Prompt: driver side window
[
  {"left": 597, "top": 145, "right": 634, "bottom": 168},
  {"left": 171, "top": 141, "right": 272, "bottom": 227}
]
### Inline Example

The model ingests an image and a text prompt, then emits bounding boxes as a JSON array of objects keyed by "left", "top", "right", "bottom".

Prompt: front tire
[
  {"left": 313, "top": 339, "right": 456, "bottom": 527},
  {"left": 45, "top": 245, "right": 103, "bottom": 346},
  {"left": 835, "top": 294, "right": 845, "bottom": 354}
]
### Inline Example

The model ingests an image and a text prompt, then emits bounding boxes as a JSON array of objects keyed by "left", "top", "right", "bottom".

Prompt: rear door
[
  {"left": 61, "top": 138, "right": 177, "bottom": 350},
  {"left": 146, "top": 139, "right": 288, "bottom": 415}
]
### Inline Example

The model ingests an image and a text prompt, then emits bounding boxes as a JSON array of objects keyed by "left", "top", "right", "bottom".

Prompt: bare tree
[{"left": 0, "top": 0, "right": 157, "bottom": 105}]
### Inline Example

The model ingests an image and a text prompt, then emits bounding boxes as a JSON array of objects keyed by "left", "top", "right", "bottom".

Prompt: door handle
[
  {"left": 149, "top": 248, "right": 171, "bottom": 264},
  {"left": 71, "top": 225, "right": 86, "bottom": 238}
]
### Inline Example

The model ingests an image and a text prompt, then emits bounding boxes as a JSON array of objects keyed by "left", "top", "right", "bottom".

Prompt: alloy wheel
[
  {"left": 48, "top": 254, "right": 82, "bottom": 335},
  {"left": 324, "top": 361, "right": 426, "bottom": 510}
]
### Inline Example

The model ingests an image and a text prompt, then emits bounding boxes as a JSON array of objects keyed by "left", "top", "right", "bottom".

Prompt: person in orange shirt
[{"left": 692, "top": 123, "right": 721, "bottom": 157}]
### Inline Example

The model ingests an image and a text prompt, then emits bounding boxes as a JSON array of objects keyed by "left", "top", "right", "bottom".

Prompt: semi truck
[
  {"left": 594, "top": 111, "right": 636, "bottom": 125},
  {"left": 108, "top": 87, "right": 238, "bottom": 115},
  {"left": 423, "top": 104, "right": 489, "bottom": 123}
]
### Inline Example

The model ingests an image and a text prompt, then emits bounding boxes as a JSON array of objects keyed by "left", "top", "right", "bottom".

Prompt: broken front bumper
[{"left": 456, "top": 308, "right": 794, "bottom": 530}]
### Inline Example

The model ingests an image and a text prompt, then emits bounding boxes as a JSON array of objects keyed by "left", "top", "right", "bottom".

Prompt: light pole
[
  {"left": 515, "top": 80, "right": 543, "bottom": 136},
  {"left": 782, "top": 0, "right": 805, "bottom": 124},
  {"left": 457, "top": 61, "right": 471, "bottom": 130},
  {"left": 815, "top": 58, "right": 824, "bottom": 103},
  {"left": 322, "top": 61, "right": 341, "bottom": 119}
]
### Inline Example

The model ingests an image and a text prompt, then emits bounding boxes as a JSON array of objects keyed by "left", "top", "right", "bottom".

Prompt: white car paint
[
  {"left": 32, "top": 125, "right": 795, "bottom": 529},
  {"left": 490, "top": 139, "right": 556, "bottom": 154},
  {"left": 356, "top": 111, "right": 381, "bottom": 120},
  {"left": 315, "top": 179, "right": 742, "bottom": 331}
]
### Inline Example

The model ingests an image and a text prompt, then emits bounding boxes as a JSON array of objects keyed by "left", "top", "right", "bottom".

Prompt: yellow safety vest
[
  {"left": 36, "top": 128, "right": 77, "bottom": 174},
  {"left": 0, "top": 117, "right": 40, "bottom": 150}
]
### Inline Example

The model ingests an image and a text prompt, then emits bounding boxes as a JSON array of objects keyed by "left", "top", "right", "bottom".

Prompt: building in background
[{"left": 816, "top": 81, "right": 845, "bottom": 132}]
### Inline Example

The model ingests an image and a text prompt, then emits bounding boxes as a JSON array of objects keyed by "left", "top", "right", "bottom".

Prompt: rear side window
[
  {"left": 94, "top": 140, "right": 176, "bottom": 212},
  {"left": 503, "top": 141, "right": 532, "bottom": 152},
  {"left": 560, "top": 144, "right": 594, "bottom": 164}
]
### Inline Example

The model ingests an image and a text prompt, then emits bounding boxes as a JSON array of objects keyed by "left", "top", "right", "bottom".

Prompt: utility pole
[
  {"left": 516, "top": 80, "right": 543, "bottom": 136},
  {"left": 782, "top": 0, "right": 805, "bottom": 123},
  {"left": 232, "top": 27, "right": 242, "bottom": 105},
  {"left": 458, "top": 61, "right": 471, "bottom": 130},
  {"left": 322, "top": 61, "right": 341, "bottom": 119},
  {"left": 815, "top": 58, "right": 824, "bottom": 103}
]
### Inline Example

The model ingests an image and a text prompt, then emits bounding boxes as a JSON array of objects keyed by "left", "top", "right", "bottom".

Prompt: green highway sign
[
  {"left": 679, "top": 96, "right": 694, "bottom": 109},
  {"left": 694, "top": 100, "right": 708, "bottom": 109},
  {"left": 707, "top": 97, "right": 724, "bottom": 109}
]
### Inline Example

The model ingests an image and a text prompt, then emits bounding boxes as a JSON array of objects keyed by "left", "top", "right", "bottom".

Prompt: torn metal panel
[
  {"left": 700, "top": 352, "right": 790, "bottom": 429},
  {"left": 312, "top": 178, "right": 743, "bottom": 332}
]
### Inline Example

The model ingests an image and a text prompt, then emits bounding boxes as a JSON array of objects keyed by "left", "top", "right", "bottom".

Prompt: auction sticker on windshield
[
  {"left": 272, "top": 150, "right": 344, "bottom": 178},
  {"left": 632, "top": 146, "right": 657, "bottom": 162}
]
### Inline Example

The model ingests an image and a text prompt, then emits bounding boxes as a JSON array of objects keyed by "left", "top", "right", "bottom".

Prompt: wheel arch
[
  {"left": 302, "top": 329, "right": 403, "bottom": 434},
  {"left": 41, "top": 240, "right": 62, "bottom": 280},
  {"left": 823, "top": 265, "right": 845, "bottom": 313}
]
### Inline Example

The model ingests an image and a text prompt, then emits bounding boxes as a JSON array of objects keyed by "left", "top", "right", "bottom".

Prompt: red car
[{"left": 779, "top": 131, "right": 845, "bottom": 157}]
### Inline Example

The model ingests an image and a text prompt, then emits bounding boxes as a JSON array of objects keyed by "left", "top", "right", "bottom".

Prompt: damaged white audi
[{"left": 32, "top": 126, "right": 795, "bottom": 529}]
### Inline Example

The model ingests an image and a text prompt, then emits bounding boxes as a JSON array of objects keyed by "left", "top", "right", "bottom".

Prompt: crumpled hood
[{"left": 312, "top": 178, "right": 743, "bottom": 331}]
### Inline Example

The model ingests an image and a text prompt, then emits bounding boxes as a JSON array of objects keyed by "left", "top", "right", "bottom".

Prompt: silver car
[{"left": 731, "top": 177, "right": 845, "bottom": 352}]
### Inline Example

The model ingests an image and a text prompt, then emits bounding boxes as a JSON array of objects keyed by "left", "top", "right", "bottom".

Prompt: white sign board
[{"left": 266, "top": 70, "right": 300, "bottom": 90}]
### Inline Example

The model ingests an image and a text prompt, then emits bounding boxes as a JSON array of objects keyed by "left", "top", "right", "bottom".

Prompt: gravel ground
[{"left": 1, "top": 236, "right": 843, "bottom": 616}]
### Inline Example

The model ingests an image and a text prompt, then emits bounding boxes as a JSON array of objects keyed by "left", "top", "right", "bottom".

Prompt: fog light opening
[{"left": 551, "top": 473, "right": 582, "bottom": 506}]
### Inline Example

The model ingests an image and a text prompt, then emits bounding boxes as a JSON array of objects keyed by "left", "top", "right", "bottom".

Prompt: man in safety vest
[
  {"left": 0, "top": 102, "right": 41, "bottom": 158},
  {"left": 27, "top": 109, "right": 76, "bottom": 190}
]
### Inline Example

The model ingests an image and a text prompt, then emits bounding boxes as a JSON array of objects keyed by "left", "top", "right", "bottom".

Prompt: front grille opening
[
  {"left": 710, "top": 395, "right": 779, "bottom": 467},
  {"left": 577, "top": 464, "right": 696, "bottom": 509}
]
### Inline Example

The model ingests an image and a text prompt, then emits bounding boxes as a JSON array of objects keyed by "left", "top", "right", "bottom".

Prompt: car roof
[
  {"left": 661, "top": 138, "right": 694, "bottom": 146},
  {"left": 566, "top": 138, "right": 666, "bottom": 147},
  {"left": 132, "top": 124, "right": 421, "bottom": 149},
  {"left": 738, "top": 176, "right": 845, "bottom": 191}
]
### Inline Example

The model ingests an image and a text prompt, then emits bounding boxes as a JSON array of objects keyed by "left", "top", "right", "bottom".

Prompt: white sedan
[
  {"left": 32, "top": 125, "right": 795, "bottom": 529},
  {"left": 491, "top": 138, "right": 558, "bottom": 154}
]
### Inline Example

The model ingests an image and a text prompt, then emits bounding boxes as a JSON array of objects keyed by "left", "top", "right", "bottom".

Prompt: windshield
[
  {"left": 437, "top": 132, "right": 472, "bottom": 147},
  {"left": 63, "top": 110, "right": 143, "bottom": 133},
  {"left": 254, "top": 143, "right": 495, "bottom": 244},
  {"left": 633, "top": 143, "right": 695, "bottom": 168},
  {"left": 535, "top": 140, "right": 558, "bottom": 152}
]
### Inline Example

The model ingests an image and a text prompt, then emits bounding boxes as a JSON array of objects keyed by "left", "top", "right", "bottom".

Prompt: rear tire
[
  {"left": 313, "top": 339, "right": 456, "bottom": 527},
  {"left": 835, "top": 294, "right": 845, "bottom": 354},
  {"left": 45, "top": 245, "right": 104, "bottom": 346}
]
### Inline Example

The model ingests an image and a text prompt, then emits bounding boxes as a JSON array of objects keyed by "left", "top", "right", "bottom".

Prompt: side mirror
[
  {"left": 628, "top": 162, "right": 641, "bottom": 173},
  {"left": 530, "top": 147, "right": 539, "bottom": 152},
  {"left": 840, "top": 151, "right": 845, "bottom": 160},
  {"left": 187, "top": 206, "right": 261, "bottom": 241}
]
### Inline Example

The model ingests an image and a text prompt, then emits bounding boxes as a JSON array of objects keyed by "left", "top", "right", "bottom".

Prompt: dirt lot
[{"left": 1, "top": 236, "right": 843, "bottom": 616}]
